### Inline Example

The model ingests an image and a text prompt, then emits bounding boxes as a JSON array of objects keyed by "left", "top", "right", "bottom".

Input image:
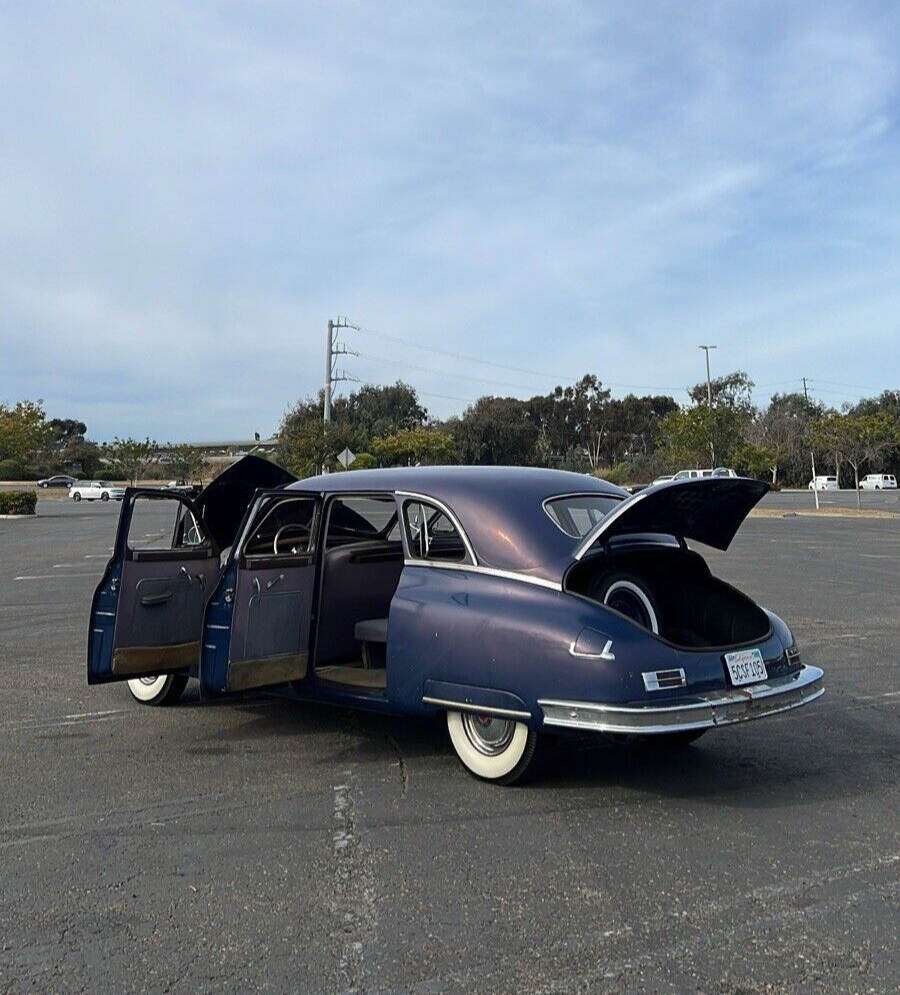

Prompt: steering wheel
[{"left": 273, "top": 524, "right": 307, "bottom": 555}]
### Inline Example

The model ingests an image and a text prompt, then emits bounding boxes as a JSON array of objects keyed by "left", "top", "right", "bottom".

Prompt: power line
[
  {"left": 806, "top": 378, "right": 883, "bottom": 392},
  {"left": 352, "top": 323, "right": 690, "bottom": 393},
  {"left": 355, "top": 351, "right": 558, "bottom": 393}
]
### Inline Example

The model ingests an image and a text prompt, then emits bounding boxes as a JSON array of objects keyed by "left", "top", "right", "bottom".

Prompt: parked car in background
[
  {"left": 860, "top": 474, "right": 897, "bottom": 490},
  {"left": 673, "top": 469, "right": 713, "bottom": 481},
  {"left": 651, "top": 474, "right": 674, "bottom": 486},
  {"left": 711, "top": 467, "right": 738, "bottom": 478},
  {"left": 808, "top": 476, "right": 839, "bottom": 491},
  {"left": 70, "top": 481, "right": 127, "bottom": 502},
  {"left": 37, "top": 474, "right": 77, "bottom": 488},
  {"left": 87, "top": 459, "right": 823, "bottom": 785}
]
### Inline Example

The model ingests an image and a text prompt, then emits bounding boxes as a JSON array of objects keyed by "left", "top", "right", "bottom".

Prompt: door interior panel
[
  {"left": 111, "top": 554, "right": 219, "bottom": 675},
  {"left": 244, "top": 590, "right": 305, "bottom": 659}
]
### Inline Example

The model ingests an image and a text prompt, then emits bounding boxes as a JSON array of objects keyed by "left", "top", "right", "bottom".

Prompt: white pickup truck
[{"left": 69, "top": 481, "right": 127, "bottom": 502}]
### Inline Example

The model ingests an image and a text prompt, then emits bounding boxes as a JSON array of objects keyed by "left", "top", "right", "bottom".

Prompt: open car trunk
[
  {"left": 566, "top": 478, "right": 772, "bottom": 650},
  {"left": 567, "top": 545, "right": 771, "bottom": 649}
]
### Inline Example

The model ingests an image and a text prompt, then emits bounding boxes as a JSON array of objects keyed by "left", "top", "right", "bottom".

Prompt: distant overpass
[{"left": 157, "top": 438, "right": 278, "bottom": 458}]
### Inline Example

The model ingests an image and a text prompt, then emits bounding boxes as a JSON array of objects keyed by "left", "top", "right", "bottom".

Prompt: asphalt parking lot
[{"left": 1, "top": 498, "right": 897, "bottom": 994}]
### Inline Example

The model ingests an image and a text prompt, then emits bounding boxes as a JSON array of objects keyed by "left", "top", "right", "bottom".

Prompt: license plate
[{"left": 724, "top": 648, "right": 768, "bottom": 687}]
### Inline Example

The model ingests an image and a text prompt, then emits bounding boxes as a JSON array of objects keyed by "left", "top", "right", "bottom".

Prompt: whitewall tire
[
  {"left": 127, "top": 673, "right": 189, "bottom": 706},
  {"left": 446, "top": 710, "right": 539, "bottom": 785},
  {"left": 597, "top": 576, "right": 660, "bottom": 634}
]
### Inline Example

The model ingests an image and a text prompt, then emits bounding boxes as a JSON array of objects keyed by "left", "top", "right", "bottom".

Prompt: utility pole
[
  {"left": 698, "top": 345, "right": 717, "bottom": 406},
  {"left": 802, "top": 376, "right": 810, "bottom": 406},
  {"left": 324, "top": 319, "right": 334, "bottom": 424},
  {"left": 324, "top": 317, "right": 358, "bottom": 425},
  {"left": 322, "top": 317, "right": 358, "bottom": 473}
]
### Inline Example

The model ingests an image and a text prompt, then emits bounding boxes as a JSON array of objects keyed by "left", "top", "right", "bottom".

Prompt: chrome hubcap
[
  {"left": 461, "top": 712, "right": 515, "bottom": 756},
  {"left": 138, "top": 675, "right": 161, "bottom": 686}
]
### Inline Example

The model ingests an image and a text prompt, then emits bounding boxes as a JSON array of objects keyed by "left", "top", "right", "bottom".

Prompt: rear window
[{"left": 544, "top": 494, "right": 622, "bottom": 539}]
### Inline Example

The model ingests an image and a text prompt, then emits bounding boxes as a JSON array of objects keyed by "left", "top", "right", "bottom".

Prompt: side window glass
[
  {"left": 127, "top": 495, "right": 209, "bottom": 552},
  {"left": 403, "top": 501, "right": 468, "bottom": 562},
  {"left": 325, "top": 496, "right": 399, "bottom": 549},
  {"left": 243, "top": 498, "right": 316, "bottom": 558}
]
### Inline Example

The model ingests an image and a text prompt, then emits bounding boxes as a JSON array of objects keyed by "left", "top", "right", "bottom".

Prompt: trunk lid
[
  {"left": 574, "top": 477, "right": 769, "bottom": 558},
  {"left": 194, "top": 454, "right": 297, "bottom": 550}
]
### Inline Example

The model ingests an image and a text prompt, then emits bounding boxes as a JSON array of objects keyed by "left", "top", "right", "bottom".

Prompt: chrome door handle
[{"left": 266, "top": 574, "right": 284, "bottom": 591}]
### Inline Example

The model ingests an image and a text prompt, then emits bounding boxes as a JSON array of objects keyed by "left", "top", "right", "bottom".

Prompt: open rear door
[
  {"left": 88, "top": 489, "right": 221, "bottom": 684},
  {"left": 200, "top": 489, "right": 320, "bottom": 695}
]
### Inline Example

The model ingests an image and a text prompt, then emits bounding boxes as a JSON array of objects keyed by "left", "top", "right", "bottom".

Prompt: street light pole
[
  {"left": 698, "top": 344, "right": 717, "bottom": 406},
  {"left": 698, "top": 344, "right": 717, "bottom": 467}
]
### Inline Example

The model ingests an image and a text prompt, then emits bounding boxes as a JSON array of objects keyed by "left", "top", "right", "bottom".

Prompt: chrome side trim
[
  {"left": 403, "top": 559, "right": 563, "bottom": 592},
  {"left": 395, "top": 490, "right": 478, "bottom": 565},
  {"left": 206, "top": 623, "right": 230, "bottom": 630},
  {"left": 422, "top": 696, "right": 531, "bottom": 721},
  {"left": 539, "top": 665, "right": 824, "bottom": 734},
  {"left": 96, "top": 611, "right": 116, "bottom": 617},
  {"left": 569, "top": 639, "right": 616, "bottom": 661},
  {"left": 573, "top": 488, "right": 651, "bottom": 560}
]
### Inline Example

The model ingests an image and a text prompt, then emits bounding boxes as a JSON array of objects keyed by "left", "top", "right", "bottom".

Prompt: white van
[
  {"left": 808, "top": 476, "right": 838, "bottom": 491},
  {"left": 860, "top": 474, "right": 897, "bottom": 490}
]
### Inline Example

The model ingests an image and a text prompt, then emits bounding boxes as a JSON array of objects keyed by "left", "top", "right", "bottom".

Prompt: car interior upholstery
[{"left": 313, "top": 497, "right": 403, "bottom": 689}]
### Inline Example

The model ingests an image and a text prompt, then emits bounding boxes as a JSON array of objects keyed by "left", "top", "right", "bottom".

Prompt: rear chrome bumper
[{"left": 538, "top": 664, "right": 824, "bottom": 735}]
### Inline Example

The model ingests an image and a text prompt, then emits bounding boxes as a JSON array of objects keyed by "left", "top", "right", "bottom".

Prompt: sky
[{"left": 1, "top": 0, "right": 898, "bottom": 442}]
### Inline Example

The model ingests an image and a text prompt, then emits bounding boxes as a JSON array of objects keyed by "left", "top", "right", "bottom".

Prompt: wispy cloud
[{"left": 1, "top": 0, "right": 898, "bottom": 437}]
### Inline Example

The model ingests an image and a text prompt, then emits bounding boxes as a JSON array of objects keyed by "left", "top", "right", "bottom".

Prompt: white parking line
[
  {"left": 14, "top": 573, "right": 98, "bottom": 581},
  {"left": 52, "top": 563, "right": 78, "bottom": 568}
]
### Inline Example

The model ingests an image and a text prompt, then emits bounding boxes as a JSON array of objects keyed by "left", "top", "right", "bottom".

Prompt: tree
[
  {"left": 167, "top": 444, "right": 207, "bottom": 484},
  {"left": 832, "top": 414, "right": 899, "bottom": 508},
  {"left": 527, "top": 375, "right": 611, "bottom": 471},
  {"left": 341, "top": 382, "right": 427, "bottom": 438},
  {"left": 659, "top": 405, "right": 746, "bottom": 469},
  {"left": 448, "top": 396, "right": 539, "bottom": 465},
  {"left": 371, "top": 426, "right": 456, "bottom": 466},
  {"left": 688, "top": 370, "right": 755, "bottom": 411},
  {"left": 104, "top": 437, "right": 159, "bottom": 484},
  {"left": 0, "top": 400, "right": 50, "bottom": 464},
  {"left": 732, "top": 441, "right": 776, "bottom": 479},
  {"left": 278, "top": 420, "right": 357, "bottom": 477},
  {"left": 745, "top": 407, "right": 806, "bottom": 484},
  {"left": 806, "top": 414, "right": 846, "bottom": 494}
]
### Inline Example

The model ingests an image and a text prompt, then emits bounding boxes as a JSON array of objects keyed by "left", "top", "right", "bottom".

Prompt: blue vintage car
[{"left": 88, "top": 457, "right": 824, "bottom": 784}]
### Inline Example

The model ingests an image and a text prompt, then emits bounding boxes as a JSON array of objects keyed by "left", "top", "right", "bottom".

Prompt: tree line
[
  {"left": 2, "top": 376, "right": 898, "bottom": 492},
  {"left": 0, "top": 401, "right": 207, "bottom": 484},
  {"left": 275, "top": 373, "right": 900, "bottom": 490}
]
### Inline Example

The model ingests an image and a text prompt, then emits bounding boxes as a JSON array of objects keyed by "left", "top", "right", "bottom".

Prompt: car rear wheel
[
  {"left": 127, "top": 673, "right": 189, "bottom": 706},
  {"left": 446, "top": 710, "right": 539, "bottom": 784}
]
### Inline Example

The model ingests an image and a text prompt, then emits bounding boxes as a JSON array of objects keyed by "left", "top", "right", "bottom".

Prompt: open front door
[
  {"left": 201, "top": 490, "right": 320, "bottom": 694},
  {"left": 88, "top": 489, "right": 220, "bottom": 684}
]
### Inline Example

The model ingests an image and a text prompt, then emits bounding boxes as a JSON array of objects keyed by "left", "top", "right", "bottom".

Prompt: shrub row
[
  {"left": 0, "top": 490, "right": 37, "bottom": 515},
  {"left": 0, "top": 458, "right": 26, "bottom": 481}
]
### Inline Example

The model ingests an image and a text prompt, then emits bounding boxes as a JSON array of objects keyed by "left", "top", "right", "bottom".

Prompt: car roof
[{"left": 288, "top": 465, "right": 627, "bottom": 580}]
